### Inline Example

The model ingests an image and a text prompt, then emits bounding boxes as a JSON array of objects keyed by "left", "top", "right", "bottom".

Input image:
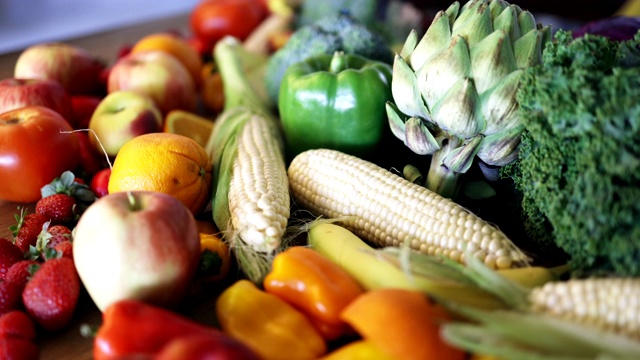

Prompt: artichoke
[{"left": 386, "top": 0, "right": 551, "bottom": 198}]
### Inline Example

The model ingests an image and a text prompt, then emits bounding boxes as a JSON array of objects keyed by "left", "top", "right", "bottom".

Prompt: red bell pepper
[{"left": 93, "top": 299, "right": 258, "bottom": 360}]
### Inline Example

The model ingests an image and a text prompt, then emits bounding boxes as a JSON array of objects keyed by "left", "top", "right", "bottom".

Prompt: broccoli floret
[
  {"left": 265, "top": 11, "right": 393, "bottom": 104},
  {"left": 297, "top": 0, "right": 379, "bottom": 28},
  {"left": 503, "top": 30, "right": 640, "bottom": 276}
]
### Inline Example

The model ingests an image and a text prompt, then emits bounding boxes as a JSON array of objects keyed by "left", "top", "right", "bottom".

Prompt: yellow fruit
[
  {"left": 108, "top": 132, "right": 212, "bottom": 214},
  {"left": 164, "top": 109, "right": 214, "bottom": 148},
  {"left": 130, "top": 32, "right": 203, "bottom": 88}
]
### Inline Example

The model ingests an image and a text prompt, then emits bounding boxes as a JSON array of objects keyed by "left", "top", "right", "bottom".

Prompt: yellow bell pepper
[
  {"left": 319, "top": 340, "right": 395, "bottom": 360},
  {"left": 216, "top": 279, "right": 327, "bottom": 360}
]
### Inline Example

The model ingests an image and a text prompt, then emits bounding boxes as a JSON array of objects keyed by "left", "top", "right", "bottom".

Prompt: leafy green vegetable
[{"left": 502, "top": 30, "right": 640, "bottom": 276}]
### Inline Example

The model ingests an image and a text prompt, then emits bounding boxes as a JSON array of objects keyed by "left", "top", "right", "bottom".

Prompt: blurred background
[
  {"left": 0, "top": 0, "right": 630, "bottom": 55},
  {"left": 0, "top": 0, "right": 198, "bottom": 54}
]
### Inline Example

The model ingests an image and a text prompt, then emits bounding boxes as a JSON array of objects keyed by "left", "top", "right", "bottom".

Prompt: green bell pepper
[{"left": 278, "top": 51, "right": 392, "bottom": 157}]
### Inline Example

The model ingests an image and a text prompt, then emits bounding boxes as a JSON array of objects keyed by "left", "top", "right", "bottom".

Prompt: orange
[
  {"left": 108, "top": 132, "right": 212, "bottom": 215},
  {"left": 340, "top": 288, "right": 466, "bottom": 360},
  {"left": 164, "top": 109, "right": 214, "bottom": 148},
  {"left": 130, "top": 32, "right": 204, "bottom": 89}
]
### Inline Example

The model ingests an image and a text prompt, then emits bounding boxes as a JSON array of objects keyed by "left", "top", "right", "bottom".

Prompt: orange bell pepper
[
  {"left": 198, "top": 233, "right": 231, "bottom": 282},
  {"left": 200, "top": 62, "right": 224, "bottom": 114},
  {"left": 340, "top": 288, "right": 466, "bottom": 360},
  {"left": 216, "top": 279, "right": 327, "bottom": 360},
  {"left": 263, "top": 246, "right": 364, "bottom": 340}
]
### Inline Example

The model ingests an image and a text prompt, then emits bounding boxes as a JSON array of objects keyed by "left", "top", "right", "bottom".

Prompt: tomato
[
  {"left": 190, "top": 0, "right": 269, "bottom": 54},
  {"left": 0, "top": 106, "right": 80, "bottom": 203}
]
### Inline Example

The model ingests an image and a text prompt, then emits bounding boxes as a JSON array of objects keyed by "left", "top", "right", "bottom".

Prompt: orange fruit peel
[
  {"left": 108, "top": 132, "right": 213, "bottom": 215},
  {"left": 164, "top": 109, "right": 214, "bottom": 148}
]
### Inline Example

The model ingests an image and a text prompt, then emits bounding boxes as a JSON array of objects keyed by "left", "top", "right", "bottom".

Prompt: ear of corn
[
  {"left": 307, "top": 221, "right": 507, "bottom": 310},
  {"left": 205, "top": 37, "right": 290, "bottom": 283},
  {"left": 461, "top": 254, "right": 640, "bottom": 341},
  {"left": 529, "top": 278, "right": 640, "bottom": 341},
  {"left": 409, "top": 252, "right": 640, "bottom": 357},
  {"left": 287, "top": 148, "right": 529, "bottom": 270},
  {"left": 442, "top": 304, "right": 640, "bottom": 359}
]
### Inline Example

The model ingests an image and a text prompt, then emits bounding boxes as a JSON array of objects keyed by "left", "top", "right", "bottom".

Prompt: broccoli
[
  {"left": 296, "top": 0, "right": 379, "bottom": 28},
  {"left": 265, "top": 11, "right": 393, "bottom": 104},
  {"left": 502, "top": 30, "right": 640, "bottom": 277}
]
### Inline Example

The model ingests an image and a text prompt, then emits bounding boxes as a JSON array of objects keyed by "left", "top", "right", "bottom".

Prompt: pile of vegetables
[
  {"left": 7, "top": 0, "right": 640, "bottom": 358},
  {"left": 200, "top": 2, "right": 640, "bottom": 358}
]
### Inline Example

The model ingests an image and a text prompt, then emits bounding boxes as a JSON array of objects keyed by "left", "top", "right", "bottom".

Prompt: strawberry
[
  {"left": 35, "top": 194, "right": 76, "bottom": 225},
  {"left": 31, "top": 223, "right": 73, "bottom": 260},
  {"left": 10, "top": 210, "right": 48, "bottom": 254},
  {"left": 5, "top": 261, "right": 39, "bottom": 293},
  {"left": 53, "top": 241, "right": 73, "bottom": 260},
  {"left": 34, "top": 223, "right": 71, "bottom": 250},
  {"left": 40, "top": 170, "right": 96, "bottom": 218},
  {"left": 0, "top": 239, "right": 24, "bottom": 281},
  {"left": 22, "top": 258, "right": 80, "bottom": 332},
  {"left": 0, "top": 338, "right": 39, "bottom": 360},
  {"left": 0, "top": 310, "right": 36, "bottom": 341},
  {"left": 0, "top": 281, "right": 21, "bottom": 317}
]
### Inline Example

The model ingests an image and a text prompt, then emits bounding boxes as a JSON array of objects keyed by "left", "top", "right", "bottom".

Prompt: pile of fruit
[{"left": 1, "top": 0, "right": 640, "bottom": 359}]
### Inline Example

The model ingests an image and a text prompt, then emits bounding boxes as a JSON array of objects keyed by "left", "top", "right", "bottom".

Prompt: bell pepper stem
[
  {"left": 426, "top": 139, "right": 464, "bottom": 199},
  {"left": 329, "top": 51, "right": 347, "bottom": 74}
]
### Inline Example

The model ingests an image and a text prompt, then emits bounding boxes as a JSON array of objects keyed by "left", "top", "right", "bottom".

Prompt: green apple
[
  {"left": 88, "top": 90, "right": 162, "bottom": 157},
  {"left": 73, "top": 191, "right": 201, "bottom": 312}
]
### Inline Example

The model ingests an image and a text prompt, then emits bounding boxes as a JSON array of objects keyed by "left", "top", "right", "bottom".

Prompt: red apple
[
  {"left": 0, "top": 78, "right": 73, "bottom": 125},
  {"left": 88, "top": 90, "right": 163, "bottom": 157},
  {"left": 73, "top": 191, "right": 201, "bottom": 311},
  {"left": 107, "top": 50, "right": 197, "bottom": 114},
  {"left": 14, "top": 42, "right": 106, "bottom": 96},
  {"left": 71, "top": 95, "right": 102, "bottom": 129}
]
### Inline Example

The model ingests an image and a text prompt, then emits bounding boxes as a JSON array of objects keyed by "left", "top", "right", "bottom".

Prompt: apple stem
[{"left": 126, "top": 191, "right": 141, "bottom": 211}]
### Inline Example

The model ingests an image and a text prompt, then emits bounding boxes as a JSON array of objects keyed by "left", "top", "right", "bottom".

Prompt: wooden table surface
[{"left": 0, "top": 12, "right": 226, "bottom": 359}]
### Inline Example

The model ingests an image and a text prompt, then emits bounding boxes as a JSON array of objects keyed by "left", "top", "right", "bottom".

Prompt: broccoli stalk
[
  {"left": 502, "top": 30, "right": 640, "bottom": 277},
  {"left": 264, "top": 11, "right": 393, "bottom": 104}
]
